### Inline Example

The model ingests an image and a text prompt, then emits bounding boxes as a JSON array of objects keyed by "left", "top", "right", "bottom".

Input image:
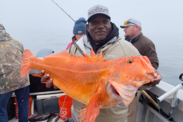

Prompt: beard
[{"left": 124, "top": 34, "right": 130, "bottom": 39}]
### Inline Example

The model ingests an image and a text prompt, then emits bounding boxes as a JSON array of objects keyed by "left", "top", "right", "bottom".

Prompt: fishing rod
[
  {"left": 52, "top": 0, "right": 75, "bottom": 22},
  {"left": 51, "top": 1, "right": 75, "bottom": 119}
]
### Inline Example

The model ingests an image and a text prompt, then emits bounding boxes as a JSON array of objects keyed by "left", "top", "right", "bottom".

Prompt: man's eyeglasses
[{"left": 124, "top": 21, "right": 136, "bottom": 25}]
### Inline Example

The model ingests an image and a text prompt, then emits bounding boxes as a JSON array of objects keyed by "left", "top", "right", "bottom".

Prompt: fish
[
  {"left": 64, "top": 117, "right": 76, "bottom": 122},
  {"left": 47, "top": 113, "right": 60, "bottom": 122},
  {"left": 28, "top": 112, "right": 53, "bottom": 121},
  {"left": 21, "top": 49, "right": 156, "bottom": 122}
]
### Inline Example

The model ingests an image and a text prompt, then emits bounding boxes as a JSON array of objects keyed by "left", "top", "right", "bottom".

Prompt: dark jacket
[{"left": 129, "top": 33, "right": 159, "bottom": 69}]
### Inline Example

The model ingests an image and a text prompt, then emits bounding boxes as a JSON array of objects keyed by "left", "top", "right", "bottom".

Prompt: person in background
[
  {"left": 0, "top": 24, "right": 30, "bottom": 122},
  {"left": 120, "top": 18, "right": 159, "bottom": 122},
  {"left": 66, "top": 17, "right": 87, "bottom": 50},
  {"left": 40, "top": 5, "right": 162, "bottom": 122}
]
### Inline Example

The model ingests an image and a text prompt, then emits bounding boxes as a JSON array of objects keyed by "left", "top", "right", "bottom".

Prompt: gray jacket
[{"left": 68, "top": 35, "right": 140, "bottom": 122}]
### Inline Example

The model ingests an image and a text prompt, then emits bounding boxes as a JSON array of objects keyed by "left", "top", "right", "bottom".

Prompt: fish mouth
[
  {"left": 124, "top": 72, "right": 157, "bottom": 87},
  {"left": 147, "top": 72, "right": 157, "bottom": 80}
]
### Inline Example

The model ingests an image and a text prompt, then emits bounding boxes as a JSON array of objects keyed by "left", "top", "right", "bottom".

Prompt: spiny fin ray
[{"left": 45, "top": 49, "right": 105, "bottom": 63}]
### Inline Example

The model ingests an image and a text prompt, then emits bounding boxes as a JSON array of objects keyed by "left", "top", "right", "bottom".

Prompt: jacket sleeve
[
  {"left": 67, "top": 43, "right": 76, "bottom": 54},
  {"left": 143, "top": 42, "right": 159, "bottom": 69},
  {"left": 119, "top": 39, "right": 141, "bottom": 57}
]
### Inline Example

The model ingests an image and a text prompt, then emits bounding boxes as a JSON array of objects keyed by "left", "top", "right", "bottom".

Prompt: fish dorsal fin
[
  {"left": 90, "top": 49, "right": 97, "bottom": 61},
  {"left": 78, "top": 92, "right": 101, "bottom": 122},
  {"left": 44, "top": 50, "right": 79, "bottom": 62},
  {"left": 46, "top": 50, "right": 69, "bottom": 58},
  {"left": 45, "top": 49, "right": 105, "bottom": 63},
  {"left": 82, "top": 53, "right": 93, "bottom": 62},
  {"left": 97, "top": 50, "right": 105, "bottom": 61},
  {"left": 82, "top": 49, "right": 98, "bottom": 62},
  {"left": 82, "top": 49, "right": 104, "bottom": 62}
]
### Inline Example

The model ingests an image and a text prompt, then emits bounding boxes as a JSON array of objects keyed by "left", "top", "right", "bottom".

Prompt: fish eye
[{"left": 127, "top": 59, "right": 133, "bottom": 64}]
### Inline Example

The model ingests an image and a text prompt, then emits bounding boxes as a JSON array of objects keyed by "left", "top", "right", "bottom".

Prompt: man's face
[
  {"left": 124, "top": 25, "right": 137, "bottom": 39},
  {"left": 86, "top": 15, "right": 112, "bottom": 43}
]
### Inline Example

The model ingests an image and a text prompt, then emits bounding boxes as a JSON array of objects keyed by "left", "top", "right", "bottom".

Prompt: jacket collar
[
  {"left": 0, "top": 30, "right": 11, "bottom": 42},
  {"left": 126, "top": 33, "right": 142, "bottom": 43},
  {"left": 76, "top": 35, "right": 118, "bottom": 55},
  {"left": 86, "top": 23, "right": 119, "bottom": 53}
]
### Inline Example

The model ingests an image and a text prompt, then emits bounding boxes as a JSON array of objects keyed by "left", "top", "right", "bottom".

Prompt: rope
[
  {"left": 157, "top": 98, "right": 179, "bottom": 120},
  {"left": 59, "top": 95, "right": 68, "bottom": 118}
]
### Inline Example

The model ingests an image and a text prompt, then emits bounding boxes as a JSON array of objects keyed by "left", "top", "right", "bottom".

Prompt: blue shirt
[{"left": 126, "top": 33, "right": 141, "bottom": 43}]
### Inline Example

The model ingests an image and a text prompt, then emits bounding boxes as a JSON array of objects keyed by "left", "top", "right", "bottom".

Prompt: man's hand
[
  {"left": 40, "top": 70, "right": 58, "bottom": 89},
  {"left": 145, "top": 70, "right": 162, "bottom": 87}
]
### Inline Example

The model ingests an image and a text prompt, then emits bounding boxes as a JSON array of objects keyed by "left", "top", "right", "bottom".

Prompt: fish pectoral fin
[
  {"left": 78, "top": 92, "right": 101, "bottom": 122},
  {"left": 108, "top": 80, "right": 138, "bottom": 106},
  {"left": 31, "top": 73, "right": 44, "bottom": 77},
  {"left": 78, "top": 106, "right": 87, "bottom": 122}
]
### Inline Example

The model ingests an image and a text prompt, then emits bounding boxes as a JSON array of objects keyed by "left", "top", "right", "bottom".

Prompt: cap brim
[
  {"left": 120, "top": 23, "right": 136, "bottom": 28},
  {"left": 87, "top": 13, "right": 110, "bottom": 22},
  {"left": 120, "top": 25, "right": 128, "bottom": 28}
]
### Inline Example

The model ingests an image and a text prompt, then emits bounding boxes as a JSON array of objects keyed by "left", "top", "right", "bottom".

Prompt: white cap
[
  {"left": 87, "top": 5, "right": 110, "bottom": 22},
  {"left": 120, "top": 18, "right": 141, "bottom": 28}
]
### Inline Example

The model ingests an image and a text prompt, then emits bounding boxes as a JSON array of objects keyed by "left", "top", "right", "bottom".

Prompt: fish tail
[{"left": 21, "top": 49, "right": 34, "bottom": 78}]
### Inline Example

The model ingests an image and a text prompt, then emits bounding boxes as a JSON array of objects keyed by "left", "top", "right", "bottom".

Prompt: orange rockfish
[{"left": 21, "top": 49, "right": 156, "bottom": 122}]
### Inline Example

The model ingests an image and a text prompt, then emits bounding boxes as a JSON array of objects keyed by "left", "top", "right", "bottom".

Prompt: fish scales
[
  {"left": 21, "top": 49, "right": 156, "bottom": 122},
  {"left": 25, "top": 51, "right": 112, "bottom": 104}
]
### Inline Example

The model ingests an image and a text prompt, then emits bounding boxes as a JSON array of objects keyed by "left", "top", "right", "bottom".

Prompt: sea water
[{"left": 8, "top": 28, "right": 183, "bottom": 88}]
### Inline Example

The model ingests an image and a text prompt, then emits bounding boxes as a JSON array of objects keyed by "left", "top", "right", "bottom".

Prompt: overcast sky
[
  {"left": 1, "top": 0, "right": 183, "bottom": 84},
  {"left": 1, "top": 0, "right": 183, "bottom": 40}
]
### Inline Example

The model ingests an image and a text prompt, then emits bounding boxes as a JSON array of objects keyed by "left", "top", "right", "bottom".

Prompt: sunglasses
[{"left": 124, "top": 21, "right": 136, "bottom": 25}]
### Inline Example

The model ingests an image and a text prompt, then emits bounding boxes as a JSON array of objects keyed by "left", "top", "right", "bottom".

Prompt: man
[
  {"left": 66, "top": 17, "right": 87, "bottom": 50},
  {"left": 120, "top": 18, "right": 159, "bottom": 69},
  {"left": 0, "top": 24, "right": 30, "bottom": 122},
  {"left": 120, "top": 18, "right": 159, "bottom": 122},
  {"left": 41, "top": 5, "right": 161, "bottom": 122}
]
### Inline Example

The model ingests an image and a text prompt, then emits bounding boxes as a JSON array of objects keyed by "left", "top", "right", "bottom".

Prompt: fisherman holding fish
[
  {"left": 39, "top": 5, "right": 162, "bottom": 122},
  {"left": 0, "top": 24, "right": 30, "bottom": 122},
  {"left": 120, "top": 18, "right": 160, "bottom": 122}
]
